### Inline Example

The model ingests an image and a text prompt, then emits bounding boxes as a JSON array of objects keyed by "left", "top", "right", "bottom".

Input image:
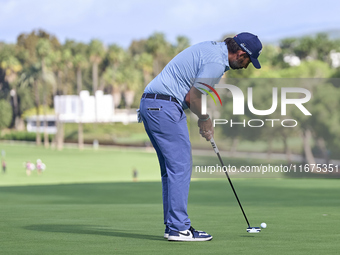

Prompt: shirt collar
[{"left": 221, "top": 42, "right": 230, "bottom": 72}]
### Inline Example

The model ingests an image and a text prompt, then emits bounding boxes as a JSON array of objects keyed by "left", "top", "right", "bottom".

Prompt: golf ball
[{"left": 261, "top": 222, "right": 267, "bottom": 228}]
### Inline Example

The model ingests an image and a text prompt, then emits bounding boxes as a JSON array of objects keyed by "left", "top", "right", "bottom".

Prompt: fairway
[
  {"left": 0, "top": 143, "right": 339, "bottom": 255},
  {"left": 0, "top": 142, "right": 161, "bottom": 186}
]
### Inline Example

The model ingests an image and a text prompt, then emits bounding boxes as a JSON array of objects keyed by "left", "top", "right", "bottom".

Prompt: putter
[{"left": 210, "top": 137, "right": 261, "bottom": 233}]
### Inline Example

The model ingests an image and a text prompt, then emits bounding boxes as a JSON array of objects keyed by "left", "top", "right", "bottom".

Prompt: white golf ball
[{"left": 261, "top": 222, "right": 267, "bottom": 228}]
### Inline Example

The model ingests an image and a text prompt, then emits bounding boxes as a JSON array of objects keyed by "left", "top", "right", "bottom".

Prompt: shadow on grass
[{"left": 24, "top": 224, "right": 164, "bottom": 241}]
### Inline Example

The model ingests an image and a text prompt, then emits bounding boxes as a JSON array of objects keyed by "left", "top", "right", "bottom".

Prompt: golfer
[{"left": 138, "top": 32, "right": 262, "bottom": 241}]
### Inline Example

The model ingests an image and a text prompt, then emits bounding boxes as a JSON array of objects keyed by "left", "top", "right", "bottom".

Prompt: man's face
[{"left": 229, "top": 52, "right": 251, "bottom": 70}]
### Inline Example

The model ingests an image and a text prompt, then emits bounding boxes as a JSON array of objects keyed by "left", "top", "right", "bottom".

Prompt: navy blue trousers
[{"left": 140, "top": 96, "right": 192, "bottom": 231}]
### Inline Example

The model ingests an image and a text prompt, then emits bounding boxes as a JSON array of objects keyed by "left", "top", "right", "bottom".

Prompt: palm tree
[
  {"left": 73, "top": 52, "right": 88, "bottom": 150},
  {"left": 60, "top": 49, "right": 73, "bottom": 95},
  {"left": 19, "top": 63, "right": 42, "bottom": 146},
  {"left": 54, "top": 48, "right": 73, "bottom": 151},
  {"left": 49, "top": 50, "right": 63, "bottom": 150},
  {"left": 135, "top": 52, "right": 153, "bottom": 87},
  {"left": 123, "top": 62, "right": 143, "bottom": 109},
  {"left": 104, "top": 44, "right": 127, "bottom": 108},
  {"left": 107, "top": 44, "right": 126, "bottom": 69},
  {"left": 145, "top": 32, "right": 173, "bottom": 76},
  {"left": 0, "top": 54, "right": 22, "bottom": 129},
  {"left": 103, "top": 67, "right": 123, "bottom": 108},
  {"left": 49, "top": 50, "right": 62, "bottom": 95},
  {"left": 36, "top": 38, "right": 55, "bottom": 148},
  {"left": 88, "top": 40, "right": 105, "bottom": 122}
]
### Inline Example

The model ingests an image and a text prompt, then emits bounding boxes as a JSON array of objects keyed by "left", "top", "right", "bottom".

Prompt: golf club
[{"left": 210, "top": 137, "right": 261, "bottom": 233}]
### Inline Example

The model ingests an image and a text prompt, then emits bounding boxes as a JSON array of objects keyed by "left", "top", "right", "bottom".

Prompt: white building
[
  {"left": 26, "top": 115, "right": 57, "bottom": 134},
  {"left": 330, "top": 50, "right": 340, "bottom": 68},
  {"left": 26, "top": 90, "right": 137, "bottom": 134},
  {"left": 54, "top": 90, "right": 117, "bottom": 123}
]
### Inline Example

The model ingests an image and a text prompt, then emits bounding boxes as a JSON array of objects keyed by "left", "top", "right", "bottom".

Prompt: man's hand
[
  {"left": 198, "top": 117, "right": 214, "bottom": 141},
  {"left": 185, "top": 86, "right": 215, "bottom": 141}
]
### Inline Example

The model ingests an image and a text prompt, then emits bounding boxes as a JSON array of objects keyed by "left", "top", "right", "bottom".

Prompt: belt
[{"left": 142, "top": 93, "right": 179, "bottom": 104}]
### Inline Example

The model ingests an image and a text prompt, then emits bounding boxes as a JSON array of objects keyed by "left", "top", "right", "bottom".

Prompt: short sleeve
[{"left": 193, "top": 63, "right": 225, "bottom": 94}]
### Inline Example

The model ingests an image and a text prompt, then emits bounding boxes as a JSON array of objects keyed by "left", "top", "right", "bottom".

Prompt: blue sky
[{"left": 1, "top": 0, "right": 339, "bottom": 48}]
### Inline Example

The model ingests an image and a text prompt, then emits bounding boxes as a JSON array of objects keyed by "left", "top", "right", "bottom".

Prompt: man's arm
[
  {"left": 184, "top": 62, "right": 226, "bottom": 141},
  {"left": 185, "top": 86, "right": 213, "bottom": 141}
]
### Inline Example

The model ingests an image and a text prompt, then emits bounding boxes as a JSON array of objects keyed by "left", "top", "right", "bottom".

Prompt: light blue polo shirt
[{"left": 144, "top": 41, "right": 230, "bottom": 109}]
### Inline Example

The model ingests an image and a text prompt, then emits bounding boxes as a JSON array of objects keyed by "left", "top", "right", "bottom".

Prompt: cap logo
[{"left": 240, "top": 43, "right": 252, "bottom": 55}]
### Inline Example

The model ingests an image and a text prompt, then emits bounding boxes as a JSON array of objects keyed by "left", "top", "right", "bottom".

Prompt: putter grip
[{"left": 210, "top": 137, "right": 219, "bottom": 154}]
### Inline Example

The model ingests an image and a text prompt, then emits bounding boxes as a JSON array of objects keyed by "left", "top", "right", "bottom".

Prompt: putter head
[{"left": 247, "top": 227, "right": 261, "bottom": 233}]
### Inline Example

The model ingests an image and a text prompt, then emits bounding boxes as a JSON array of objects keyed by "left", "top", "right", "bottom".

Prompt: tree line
[
  {"left": 0, "top": 30, "right": 340, "bottom": 160},
  {"left": 0, "top": 30, "right": 190, "bottom": 148}
]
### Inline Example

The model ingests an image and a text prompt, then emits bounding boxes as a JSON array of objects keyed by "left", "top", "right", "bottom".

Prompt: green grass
[
  {"left": 1, "top": 180, "right": 339, "bottom": 255},
  {"left": 0, "top": 142, "right": 160, "bottom": 186},
  {"left": 64, "top": 122, "right": 150, "bottom": 145},
  {"left": 0, "top": 143, "right": 339, "bottom": 254}
]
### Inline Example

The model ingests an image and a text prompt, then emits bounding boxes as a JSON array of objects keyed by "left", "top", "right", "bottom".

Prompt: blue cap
[{"left": 233, "top": 32, "right": 262, "bottom": 69}]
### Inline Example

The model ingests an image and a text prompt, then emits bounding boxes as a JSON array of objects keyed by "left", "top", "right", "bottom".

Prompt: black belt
[{"left": 142, "top": 93, "right": 179, "bottom": 104}]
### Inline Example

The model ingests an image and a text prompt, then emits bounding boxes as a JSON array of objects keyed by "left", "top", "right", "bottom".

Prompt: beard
[{"left": 229, "top": 59, "right": 244, "bottom": 70}]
